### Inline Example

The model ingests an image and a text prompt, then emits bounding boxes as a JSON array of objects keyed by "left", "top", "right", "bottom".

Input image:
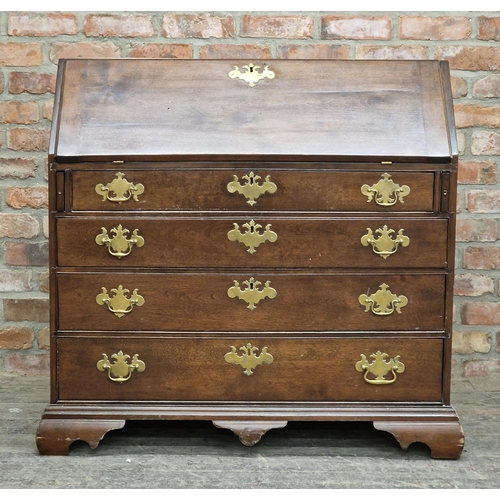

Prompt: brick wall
[{"left": 1, "top": 11, "right": 499, "bottom": 378}]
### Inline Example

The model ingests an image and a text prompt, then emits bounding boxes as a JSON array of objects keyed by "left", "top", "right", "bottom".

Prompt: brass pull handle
[
  {"left": 96, "top": 285, "right": 145, "bottom": 318},
  {"left": 95, "top": 224, "right": 145, "bottom": 259},
  {"left": 359, "top": 283, "right": 408, "bottom": 316},
  {"left": 96, "top": 350, "right": 145, "bottom": 383},
  {"left": 361, "top": 225, "right": 410, "bottom": 259},
  {"left": 227, "top": 171, "right": 277, "bottom": 206},
  {"left": 224, "top": 343, "right": 274, "bottom": 376},
  {"left": 228, "top": 63, "right": 275, "bottom": 87},
  {"left": 227, "top": 219, "right": 277, "bottom": 254},
  {"left": 355, "top": 350, "right": 405, "bottom": 385},
  {"left": 361, "top": 172, "right": 410, "bottom": 206},
  {"left": 95, "top": 172, "right": 144, "bottom": 203},
  {"left": 227, "top": 277, "right": 277, "bottom": 310}
]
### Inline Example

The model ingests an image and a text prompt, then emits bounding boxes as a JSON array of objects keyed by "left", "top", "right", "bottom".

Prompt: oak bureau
[{"left": 36, "top": 59, "right": 464, "bottom": 458}]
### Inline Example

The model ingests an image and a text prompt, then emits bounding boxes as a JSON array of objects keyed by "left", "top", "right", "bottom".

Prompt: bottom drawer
[{"left": 56, "top": 336, "right": 444, "bottom": 403}]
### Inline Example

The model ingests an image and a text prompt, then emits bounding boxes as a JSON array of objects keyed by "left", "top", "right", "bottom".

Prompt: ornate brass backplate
[
  {"left": 227, "top": 172, "right": 277, "bottom": 206},
  {"left": 227, "top": 277, "right": 277, "bottom": 310},
  {"left": 228, "top": 63, "right": 275, "bottom": 87},
  {"left": 355, "top": 350, "right": 405, "bottom": 385},
  {"left": 96, "top": 285, "right": 145, "bottom": 318},
  {"left": 95, "top": 224, "right": 145, "bottom": 259},
  {"left": 361, "top": 173, "right": 410, "bottom": 206},
  {"left": 224, "top": 343, "right": 274, "bottom": 376},
  {"left": 95, "top": 172, "right": 145, "bottom": 203},
  {"left": 96, "top": 350, "right": 145, "bottom": 383},
  {"left": 361, "top": 225, "right": 410, "bottom": 259},
  {"left": 227, "top": 219, "right": 278, "bottom": 254},
  {"left": 358, "top": 283, "right": 408, "bottom": 316}
]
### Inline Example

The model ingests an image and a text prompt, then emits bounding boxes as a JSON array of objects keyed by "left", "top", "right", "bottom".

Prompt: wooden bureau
[{"left": 36, "top": 59, "right": 464, "bottom": 458}]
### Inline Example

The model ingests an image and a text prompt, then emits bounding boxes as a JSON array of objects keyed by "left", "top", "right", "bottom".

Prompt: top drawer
[{"left": 68, "top": 169, "right": 436, "bottom": 212}]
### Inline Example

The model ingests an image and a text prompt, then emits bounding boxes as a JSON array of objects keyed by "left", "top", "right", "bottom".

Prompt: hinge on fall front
[{"left": 381, "top": 161, "right": 393, "bottom": 165}]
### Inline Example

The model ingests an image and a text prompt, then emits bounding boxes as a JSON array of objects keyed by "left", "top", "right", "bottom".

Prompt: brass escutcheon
[
  {"left": 355, "top": 350, "right": 405, "bottom": 385},
  {"left": 95, "top": 172, "right": 144, "bottom": 203},
  {"left": 361, "top": 172, "right": 410, "bottom": 206},
  {"left": 227, "top": 277, "right": 277, "bottom": 310},
  {"left": 228, "top": 63, "right": 275, "bottom": 87},
  {"left": 227, "top": 172, "right": 277, "bottom": 206},
  {"left": 227, "top": 219, "right": 278, "bottom": 254},
  {"left": 96, "top": 351, "right": 145, "bottom": 383},
  {"left": 359, "top": 283, "right": 408, "bottom": 316},
  {"left": 95, "top": 224, "right": 145, "bottom": 259},
  {"left": 224, "top": 343, "right": 274, "bottom": 376},
  {"left": 361, "top": 225, "right": 410, "bottom": 259},
  {"left": 96, "top": 285, "right": 145, "bottom": 318}
]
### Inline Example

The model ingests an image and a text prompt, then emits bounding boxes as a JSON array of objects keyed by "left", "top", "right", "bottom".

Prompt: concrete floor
[{"left": 1, "top": 373, "right": 499, "bottom": 489}]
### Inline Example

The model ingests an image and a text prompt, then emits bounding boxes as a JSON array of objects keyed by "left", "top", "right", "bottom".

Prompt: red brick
[
  {"left": 322, "top": 15, "right": 392, "bottom": 40},
  {"left": 463, "top": 247, "right": 500, "bottom": 270},
  {"left": 0, "top": 327, "right": 33, "bottom": 350},
  {"left": 399, "top": 16, "right": 470, "bottom": 40},
  {"left": 461, "top": 302, "right": 500, "bottom": 325},
  {"left": 162, "top": 13, "right": 235, "bottom": 39},
  {"left": 0, "top": 213, "right": 39, "bottom": 238},
  {"left": 0, "top": 42, "right": 43, "bottom": 66},
  {"left": 43, "top": 100, "right": 54, "bottom": 121},
  {"left": 0, "top": 271, "right": 31, "bottom": 292},
  {"left": 0, "top": 158, "right": 37, "bottom": 179},
  {"left": 49, "top": 42, "right": 121, "bottom": 63},
  {"left": 277, "top": 44, "right": 350, "bottom": 59},
  {"left": 38, "top": 271, "right": 49, "bottom": 293},
  {"left": 4, "top": 353, "right": 50, "bottom": 376},
  {"left": 6, "top": 186, "right": 48, "bottom": 209},
  {"left": 8, "top": 12, "right": 77, "bottom": 36},
  {"left": 3, "top": 298, "right": 49, "bottom": 322},
  {"left": 473, "top": 75, "right": 500, "bottom": 98},
  {"left": 458, "top": 160, "right": 498, "bottom": 184},
  {"left": 477, "top": 16, "right": 500, "bottom": 41},
  {"left": 0, "top": 72, "right": 4, "bottom": 93},
  {"left": 242, "top": 15, "right": 313, "bottom": 39},
  {"left": 355, "top": 45, "right": 428, "bottom": 60},
  {"left": 5, "top": 241, "right": 49, "bottom": 266},
  {"left": 435, "top": 46, "right": 500, "bottom": 71},
  {"left": 84, "top": 14, "right": 155, "bottom": 37},
  {"left": 454, "top": 273, "right": 494, "bottom": 296},
  {"left": 454, "top": 104, "right": 500, "bottom": 128},
  {"left": 471, "top": 131, "right": 500, "bottom": 155},
  {"left": 461, "top": 359, "right": 500, "bottom": 377},
  {"left": 452, "top": 331, "right": 491, "bottom": 354},
  {"left": 9, "top": 72, "right": 56, "bottom": 94},
  {"left": 466, "top": 189, "right": 500, "bottom": 213},
  {"left": 7, "top": 128, "right": 50, "bottom": 151},
  {"left": 0, "top": 101, "right": 38, "bottom": 124},
  {"left": 455, "top": 219, "right": 498, "bottom": 242},
  {"left": 36, "top": 327, "right": 50, "bottom": 350},
  {"left": 450, "top": 76, "right": 468, "bottom": 98},
  {"left": 128, "top": 43, "right": 193, "bottom": 59},
  {"left": 199, "top": 44, "right": 272, "bottom": 59}
]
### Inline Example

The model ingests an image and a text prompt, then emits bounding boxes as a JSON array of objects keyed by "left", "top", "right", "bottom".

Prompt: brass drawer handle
[
  {"left": 361, "top": 172, "right": 410, "bottom": 206},
  {"left": 96, "top": 285, "right": 145, "bottom": 318},
  {"left": 225, "top": 343, "right": 274, "bottom": 376},
  {"left": 95, "top": 224, "right": 145, "bottom": 259},
  {"left": 227, "top": 171, "right": 277, "bottom": 206},
  {"left": 355, "top": 350, "right": 405, "bottom": 385},
  {"left": 95, "top": 172, "right": 145, "bottom": 203},
  {"left": 361, "top": 225, "right": 410, "bottom": 259},
  {"left": 228, "top": 63, "right": 275, "bottom": 88},
  {"left": 227, "top": 277, "right": 277, "bottom": 310},
  {"left": 227, "top": 219, "right": 277, "bottom": 254},
  {"left": 359, "top": 283, "right": 408, "bottom": 316},
  {"left": 97, "top": 350, "right": 145, "bottom": 383}
]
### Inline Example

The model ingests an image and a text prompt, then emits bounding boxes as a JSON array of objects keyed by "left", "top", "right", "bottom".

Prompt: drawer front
[
  {"left": 56, "top": 216, "right": 449, "bottom": 269},
  {"left": 56, "top": 335, "right": 444, "bottom": 402},
  {"left": 57, "top": 272, "right": 446, "bottom": 332},
  {"left": 71, "top": 169, "right": 435, "bottom": 212}
]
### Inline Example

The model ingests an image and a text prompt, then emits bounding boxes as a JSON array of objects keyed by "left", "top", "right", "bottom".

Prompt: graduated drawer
[
  {"left": 56, "top": 272, "right": 446, "bottom": 332},
  {"left": 56, "top": 335, "right": 444, "bottom": 402},
  {"left": 71, "top": 169, "right": 435, "bottom": 212},
  {"left": 56, "top": 216, "right": 448, "bottom": 269}
]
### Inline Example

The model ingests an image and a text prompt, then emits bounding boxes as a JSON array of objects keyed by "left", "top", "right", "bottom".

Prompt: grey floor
[{"left": 1, "top": 373, "right": 499, "bottom": 489}]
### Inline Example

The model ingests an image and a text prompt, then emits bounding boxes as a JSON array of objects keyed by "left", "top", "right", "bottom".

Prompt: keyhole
[
  {"left": 250, "top": 225, "right": 254, "bottom": 234},
  {"left": 249, "top": 282, "right": 254, "bottom": 290},
  {"left": 249, "top": 66, "right": 254, "bottom": 72}
]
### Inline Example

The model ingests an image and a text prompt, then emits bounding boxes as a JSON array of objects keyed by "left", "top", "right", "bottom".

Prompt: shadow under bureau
[{"left": 37, "top": 59, "right": 464, "bottom": 458}]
